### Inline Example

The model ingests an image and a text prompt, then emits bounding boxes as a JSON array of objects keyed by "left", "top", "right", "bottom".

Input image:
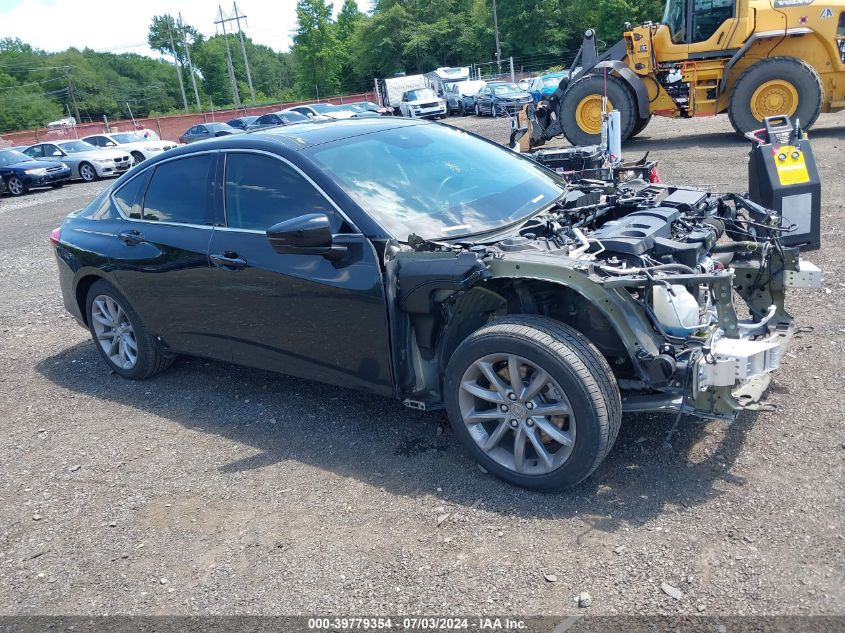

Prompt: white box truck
[{"left": 377, "top": 74, "right": 427, "bottom": 114}]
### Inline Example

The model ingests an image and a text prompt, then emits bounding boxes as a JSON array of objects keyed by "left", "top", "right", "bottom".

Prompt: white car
[
  {"left": 22, "top": 140, "right": 131, "bottom": 182},
  {"left": 286, "top": 103, "right": 358, "bottom": 120},
  {"left": 82, "top": 132, "right": 177, "bottom": 166},
  {"left": 398, "top": 88, "right": 447, "bottom": 119}
]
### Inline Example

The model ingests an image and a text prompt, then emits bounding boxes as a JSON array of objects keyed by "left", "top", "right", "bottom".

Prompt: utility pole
[
  {"left": 232, "top": 2, "right": 256, "bottom": 104},
  {"left": 179, "top": 13, "right": 202, "bottom": 109},
  {"left": 215, "top": 5, "right": 241, "bottom": 108},
  {"left": 63, "top": 66, "right": 81, "bottom": 123},
  {"left": 167, "top": 20, "right": 189, "bottom": 112},
  {"left": 491, "top": 0, "right": 502, "bottom": 74}
]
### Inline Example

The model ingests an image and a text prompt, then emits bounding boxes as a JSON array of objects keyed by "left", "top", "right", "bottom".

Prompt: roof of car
[{"left": 249, "top": 116, "right": 423, "bottom": 148}]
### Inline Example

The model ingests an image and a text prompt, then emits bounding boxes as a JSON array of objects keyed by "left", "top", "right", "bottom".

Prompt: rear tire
[
  {"left": 629, "top": 114, "right": 652, "bottom": 138},
  {"left": 728, "top": 57, "right": 823, "bottom": 136},
  {"left": 559, "top": 74, "right": 637, "bottom": 146},
  {"left": 444, "top": 315, "right": 622, "bottom": 491},
  {"left": 85, "top": 279, "right": 174, "bottom": 380}
]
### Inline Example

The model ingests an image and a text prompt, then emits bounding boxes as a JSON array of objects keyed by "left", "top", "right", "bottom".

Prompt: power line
[{"left": 215, "top": 4, "right": 242, "bottom": 108}]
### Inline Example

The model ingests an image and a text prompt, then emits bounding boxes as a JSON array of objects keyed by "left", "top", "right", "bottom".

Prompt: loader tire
[
  {"left": 629, "top": 114, "right": 652, "bottom": 138},
  {"left": 728, "top": 57, "right": 823, "bottom": 136},
  {"left": 559, "top": 74, "right": 637, "bottom": 146}
]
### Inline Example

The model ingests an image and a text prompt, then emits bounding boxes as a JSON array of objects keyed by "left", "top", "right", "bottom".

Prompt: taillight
[
  {"left": 649, "top": 166, "right": 662, "bottom": 183},
  {"left": 49, "top": 227, "right": 61, "bottom": 246}
]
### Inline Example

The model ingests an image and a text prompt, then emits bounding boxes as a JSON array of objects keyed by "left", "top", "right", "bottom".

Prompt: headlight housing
[
  {"left": 25, "top": 167, "right": 48, "bottom": 176},
  {"left": 95, "top": 158, "right": 112, "bottom": 164}
]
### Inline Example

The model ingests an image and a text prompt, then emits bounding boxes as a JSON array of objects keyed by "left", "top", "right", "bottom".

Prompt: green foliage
[{"left": 292, "top": 0, "right": 342, "bottom": 99}]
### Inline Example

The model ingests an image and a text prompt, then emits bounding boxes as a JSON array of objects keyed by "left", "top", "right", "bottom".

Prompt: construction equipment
[
  {"left": 527, "top": 0, "right": 845, "bottom": 147},
  {"left": 747, "top": 115, "right": 821, "bottom": 248}
]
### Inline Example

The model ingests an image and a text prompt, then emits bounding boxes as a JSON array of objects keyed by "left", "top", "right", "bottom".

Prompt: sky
[{"left": 0, "top": 0, "right": 371, "bottom": 58}]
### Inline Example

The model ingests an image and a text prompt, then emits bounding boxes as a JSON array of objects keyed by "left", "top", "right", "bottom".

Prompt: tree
[
  {"left": 292, "top": 0, "right": 342, "bottom": 99},
  {"left": 336, "top": 0, "right": 365, "bottom": 91}
]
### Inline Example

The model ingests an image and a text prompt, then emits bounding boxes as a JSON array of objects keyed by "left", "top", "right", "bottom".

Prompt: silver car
[{"left": 22, "top": 140, "right": 132, "bottom": 182}]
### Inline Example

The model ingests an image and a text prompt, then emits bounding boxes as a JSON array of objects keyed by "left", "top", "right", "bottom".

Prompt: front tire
[
  {"left": 130, "top": 151, "right": 145, "bottom": 166},
  {"left": 85, "top": 279, "right": 174, "bottom": 380},
  {"left": 559, "top": 74, "right": 637, "bottom": 146},
  {"left": 629, "top": 114, "right": 652, "bottom": 138},
  {"left": 445, "top": 315, "right": 622, "bottom": 491},
  {"left": 78, "top": 162, "right": 99, "bottom": 182},
  {"left": 6, "top": 176, "right": 27, "bottom": 196},
  {"left": 728, "top": 57, "right": 823, "bottom": 136}
]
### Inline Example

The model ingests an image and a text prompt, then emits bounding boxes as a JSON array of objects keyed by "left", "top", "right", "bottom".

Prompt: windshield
[
  {"left": 663, "top": 0, "right": 687, "bottom": 43},
  {"left": 207, "top": 123, "right": 233, "bottom": 131},
  {"left": 59, "top": 141, "right": 96, "bottom": 153},
  {"left": 306, "top": 124, "right": 564, "bottom": 241},
  {"left": 335, "top": 104, "right": 365, "bottom": 112},
  {"left": 492, "top": 83, "right": 521, "bottom": 94},
  {"left": 280, "top": 111, "right": 308, "bottom": 123},
  {"left": 458, "top": 81, "right": 486, "bottom": 96},
  {"left": 112, "top": 133, "right": 145, "bottom": 144},
  {"left": 543, "top": 75, "right": 564, "bottom": 87},
  {"left": 0, "top": 150, "right": 33, "bottom": 166},
  {"left": 405, "top": 88, "right": 436, "bottom": 101},
  {"left": 310, "top": 103, "right": 341, "bottom": 114}
]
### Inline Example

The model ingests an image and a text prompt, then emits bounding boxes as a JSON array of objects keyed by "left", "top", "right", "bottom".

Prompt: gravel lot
[{"left": 1, "top": 113, "right": 844, "bottom": 617}]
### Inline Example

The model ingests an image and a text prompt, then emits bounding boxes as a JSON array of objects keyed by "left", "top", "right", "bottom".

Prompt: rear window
[{"left": 142, "top": 154, "right": 217, "bottom": 224}]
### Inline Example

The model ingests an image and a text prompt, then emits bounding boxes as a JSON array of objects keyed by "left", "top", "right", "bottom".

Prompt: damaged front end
[{"left": 388, "top": 180, "right": 821, "bottom": 420}]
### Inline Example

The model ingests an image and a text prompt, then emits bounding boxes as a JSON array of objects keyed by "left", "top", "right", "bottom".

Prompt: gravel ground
[{"left": 1, "top": 114, "right": 844, "bottom": 617}]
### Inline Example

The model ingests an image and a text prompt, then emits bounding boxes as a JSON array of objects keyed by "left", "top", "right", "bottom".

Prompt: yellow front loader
[{"left": 528, "top": 0, "right": 845, "bottom": 146}]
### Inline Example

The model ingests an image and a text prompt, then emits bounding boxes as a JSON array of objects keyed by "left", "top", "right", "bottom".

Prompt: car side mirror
[
  {"left": 266, "top": 213, "right": 347, "bottom": 261},
  {"left": 52, "top": 151, "right": 62, "bottom": 156},
  {"left": 106, "top": 141, "right": 116, "bottom": 146}
]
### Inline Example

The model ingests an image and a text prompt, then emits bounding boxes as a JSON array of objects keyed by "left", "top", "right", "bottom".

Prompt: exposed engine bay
[{"left": 388, "top": 178, "right": 821, "bottom": 419}]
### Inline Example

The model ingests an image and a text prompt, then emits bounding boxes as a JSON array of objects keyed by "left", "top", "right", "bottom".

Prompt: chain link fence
[{"left": 0, "top": 92, "right": 377, "bottom": 148}]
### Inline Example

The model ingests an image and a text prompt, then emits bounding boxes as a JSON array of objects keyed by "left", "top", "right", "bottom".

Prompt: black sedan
[
  {"left": 178, "top": 122, "right": 240, "bottom": 144},
  {"left": 0, "top": 149, "right": 71, "bottom": 196},
  {"left": 49, "top": 118, "right": 806, "bottom": 490},
  {"left": 474, "top": 82, "right": 533, "bottom": 117},
  {"left": 245, "top": 110, "right": 309, "bottom": 130},
  {"left": 226, "top": 116, "right": 259, "bottom": 130}
]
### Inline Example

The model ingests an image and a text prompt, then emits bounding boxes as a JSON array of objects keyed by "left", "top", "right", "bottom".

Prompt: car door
[
  {"left": 107, "top": 151, "right": 230, "bottom": 361},
  {"left": 477, "top": 87, "right": 491, "bottom": 113},
  {"left": 85, "top": 135, "right": 109, "bottom": 148},
  {"left": 205, "top": 150, "right": 393, "bottom": 396}
]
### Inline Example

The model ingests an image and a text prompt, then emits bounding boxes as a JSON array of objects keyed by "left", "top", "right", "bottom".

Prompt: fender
[
  {"left": 718, "top": 27, "right": 813, "bottom": 94},
  {"left": 485, "top": 254, "right": 663, "bottom": 382}
]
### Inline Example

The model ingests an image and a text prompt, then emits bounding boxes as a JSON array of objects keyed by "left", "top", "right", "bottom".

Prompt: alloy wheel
[
  {"left": 7, "top": 177, "right": 24, "bottom": 196},
  {"left": 458, "top": 353, "right": 576, "bottom": 475},
  {"left": 91, "top": 294, "right": 138, "bottom": 370},
  {"left": 80, "top": 164, "right": 96, "bottom": 181}
]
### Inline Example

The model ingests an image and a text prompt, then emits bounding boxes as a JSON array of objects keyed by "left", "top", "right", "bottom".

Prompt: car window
[
  {"left": 44, "top": 144, "right": 61, "bottom": 156},
  {"left": 197, "top": 125, "right": 207, "bottom": 133},
  {"left": 224, "top": 152, "right": 335, "bottom": 232},
  {"left": 113, "top": 171, "right": 151, "bottom": 219},
  {"left": 23, "top": 146, "right": 42, "bottom": 158},
  {"left": 142, "top": 154, "right": 216, "bottom": 224},
  {"left": 306, "top": 124, "right": 564, "bottom": 241}
]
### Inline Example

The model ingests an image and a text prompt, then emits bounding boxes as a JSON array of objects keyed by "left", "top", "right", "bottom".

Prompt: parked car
[
  {"left": 246, "top": 110, "right": 310, "bottom": 131},
  {"left": 179, "top": 122, "right": 240, "bottom": 144},
  {"left": 332, "top": 104, "right": 381, "bottom": 118},
  {"left": 23, "top": 140, "right": 131, "bottom": 182},
  {"left": 286, "top": 103, "right": 373, "bottom": 120},
  {"left": 48, "top": 117, "right": 815, "bottom": 490},
  {"left": 398, "top": 87, "right": 447, "bottom": 119},
  {"left": 0, "top": 148, "right": 71, "bottom": 196},
  {"left": 474, "top": 82, "right": 533, "bottom": 116},
  {"left": 444, "top": 80, "right": 487, "bottom": 115},
  {"left": 82, "top": 132, "right": 178, "bottom": 166},
  {"left": 528, "top": 71, "right": 578, "bottom": 103},
  {"left": 348, "top": 101, "right": 391, "bottom": 115},
  {"left": 517, "top": 78, "right": 532, "bottom": 91},
  {"left": 226, "top": 116, "right": 259, "bottom": 130}
]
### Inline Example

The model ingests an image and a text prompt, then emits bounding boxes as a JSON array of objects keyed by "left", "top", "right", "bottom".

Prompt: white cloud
[{"left": 0, "top": 0, "right": 371, "bottom": 58}]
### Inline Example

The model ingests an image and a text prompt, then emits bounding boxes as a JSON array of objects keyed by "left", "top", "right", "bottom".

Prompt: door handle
[
  {"left": 210, "top": 252, "right": 247, "bottom": 270},
  {"left": 118, "top": 230, "right": 144, "bottom": 245}
]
